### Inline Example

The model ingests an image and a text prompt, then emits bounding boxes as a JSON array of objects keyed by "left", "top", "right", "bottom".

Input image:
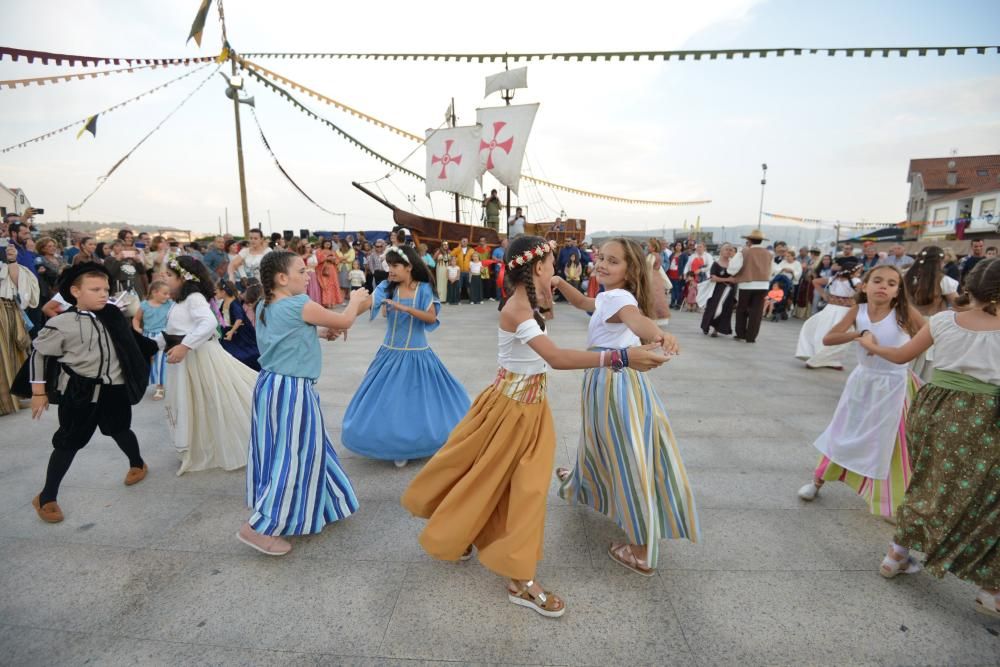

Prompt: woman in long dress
[
  {"left": 700, "top": 242, "right": 737, "bottom": 336},
  {"left": 335, "top": 239, "right": 355, "bottom": 302},
  {"left": 161, "top": 257, "right": 258, "bottom": 475},
  {"left": 433, "top": 242, "right": 450, "bottom": 302},
  {"left": 646, "top": 239, "right": 671, "bottom": 326},
  {"left": 796, "top": 257, "right": 861, "bottom": 370}
]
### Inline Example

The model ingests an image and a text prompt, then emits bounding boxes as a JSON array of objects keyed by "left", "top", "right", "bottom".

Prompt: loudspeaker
[
  {"left": 300, "top": 229, "right": 310, "bottom": 239},
  {"left": 283, "top": 230, "right": 294, "bottom": 241}
]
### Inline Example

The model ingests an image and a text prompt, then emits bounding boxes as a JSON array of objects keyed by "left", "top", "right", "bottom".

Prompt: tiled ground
[{"left": 2, "top": 301, "right": 998, "bottom": 666}]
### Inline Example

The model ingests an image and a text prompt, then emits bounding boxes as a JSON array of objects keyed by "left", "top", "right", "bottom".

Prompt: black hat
[
  {"left": 835, "top": 255, "right": 860, "bottom": 272},
  {"left": 58, "top": 261, "right": 111, "bottom": 305}
]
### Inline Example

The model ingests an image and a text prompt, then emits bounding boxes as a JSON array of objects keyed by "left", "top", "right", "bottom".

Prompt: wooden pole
[
  {"left": 450, "top": 97, "right": 460, "bottom": 225},
  {"left": 218, "top": 1, "right": 250, "bottom": 237}
]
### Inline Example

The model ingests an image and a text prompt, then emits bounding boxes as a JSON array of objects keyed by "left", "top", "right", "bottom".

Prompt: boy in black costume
[{"left": 13, "top": 262, "right": 158, "bottom": 523}]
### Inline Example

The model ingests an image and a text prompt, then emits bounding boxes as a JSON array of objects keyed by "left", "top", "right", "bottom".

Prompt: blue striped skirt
[
  {"left": 558, "top": 362, "right": 700, "bottom": 567},
  {"left": 144, "top": 329, "right": 166, "bottom": 385},
  {"left": 247, "top": 370, "right": 359, "bottom": 536}
]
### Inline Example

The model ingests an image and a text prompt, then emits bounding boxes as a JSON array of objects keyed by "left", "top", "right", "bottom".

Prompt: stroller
[{"left": 768, "top": 273, "right": 794, "bottom": 321}]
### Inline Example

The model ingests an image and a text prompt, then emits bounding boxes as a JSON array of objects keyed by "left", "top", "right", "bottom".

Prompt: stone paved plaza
[{"left": 1, "top": 301, "right": 998, "bottom": 666}]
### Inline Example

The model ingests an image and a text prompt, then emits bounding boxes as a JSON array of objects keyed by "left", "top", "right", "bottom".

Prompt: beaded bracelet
[{"left": 620, "top": 347, "right": 630, "bottom": 369}]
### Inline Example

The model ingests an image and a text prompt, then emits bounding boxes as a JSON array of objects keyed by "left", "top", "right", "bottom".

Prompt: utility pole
[
  {"left": 218, "top": 1, "right": 250, "bottom": 237},
  {"left": 224, "top": 207, "right": 229, "bottom": 235},
  {"left": 267, "top": 209, "right": 272, "bottom": 234},
  {"left": 450, "top": 98, "right": 460, "bottom": 225},
  {"left": 757, "top": 163, "right": 767, "bottom": 230}
]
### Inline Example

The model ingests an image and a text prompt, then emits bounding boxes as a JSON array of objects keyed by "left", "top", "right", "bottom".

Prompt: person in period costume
[
  {"left": 238, "top": 250, "right": 371, "bottom": 556},
  {"left": 133, "top": 280, "right": 173, "bottom": 400},
  {"left": 857, "top": 258, "right": 1000, "bottom": 619},
  {"left": 0, "top": 244, "right": 37, "bottom": 415},
  {"left": 13, "top": 263, "right": 158, "bottom": 523},
  {"left": 551, "top": 238, "right": 696, "bottom": 576},
  {"left": 727, "top": 229, "right": 772, "bottom": 343},
  {"left": 402, "top": 236, "right": 668, "bottom": 618},
  {"left": 795, "top": 257, "right": 862, "bottom": 369},
  {"left": 215, "top": 279, "right": 261, "bottom": 371},
  {"left": 700, "top": 243, "right": 738, "bottom": 336},
  {"left": 160, "top": 257, "right": 258, "bottom": 475},
  {"left": 902, "top": 246, "right": 960, "bottom": 382},
  {"left": 342, "top": 245, "right": 469, "bottom": 467},
  {"left": 797, "top": 266, "right": 924, "bottom": 518}
]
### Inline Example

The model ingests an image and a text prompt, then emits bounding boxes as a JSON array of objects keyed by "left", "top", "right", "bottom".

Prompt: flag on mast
[
  {"left": 475, "top": 103, "right": 539, "bottom": 195},
  {"left": 186, "top": 0, "right": 212, "bottom": 46},
  {"left": 484, "top": 66, "right": 528, "bottom": 98},
  {"left": 76, "top": 114, "right": 98, "bottom": 140},
  {"left": 424, "top": 125, "right": 484, "bottom": 198}
]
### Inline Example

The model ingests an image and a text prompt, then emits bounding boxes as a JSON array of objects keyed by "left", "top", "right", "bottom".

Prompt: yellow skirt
[
  {"left": 0, "top": 298, "right": 30, "bottom": 416},
  {"left": 401, "top": 368, "right": 555, "bottom": 580}
]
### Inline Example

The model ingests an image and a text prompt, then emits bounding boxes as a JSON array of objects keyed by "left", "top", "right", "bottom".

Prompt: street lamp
[{"left": 757, "top": 163, "right": 767, "bottom": 230}]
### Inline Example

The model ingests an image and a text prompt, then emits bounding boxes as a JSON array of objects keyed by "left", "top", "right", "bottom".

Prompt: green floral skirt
[{"left": 894, "top": 384, "right": 1000, "bottom": 589}]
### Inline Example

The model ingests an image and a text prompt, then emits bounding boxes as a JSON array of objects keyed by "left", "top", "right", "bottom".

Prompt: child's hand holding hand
[{"left": 31, "top": 394, "right": 49, "bottom": 419}]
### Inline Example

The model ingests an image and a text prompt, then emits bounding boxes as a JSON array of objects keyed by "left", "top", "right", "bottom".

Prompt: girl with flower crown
[
  {"left": 341, "top": 244, "right": 470, "bottom": 467},
  {"left": 402, "top": 235, "right": 669, "bottom": 619},
  {"left": 160, "top": 256, "right": 257, "bottom": 475}
]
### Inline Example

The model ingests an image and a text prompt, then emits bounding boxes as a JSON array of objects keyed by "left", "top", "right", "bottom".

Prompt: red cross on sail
[
  {"left": 424, "top": 125, "right": 482, "bottom": 197},
  {"left": 475, "top": 103, "right": 539, "bottom": 195},
  {"left": 480, "top": 122, "right": 514, "bottom": 170}
]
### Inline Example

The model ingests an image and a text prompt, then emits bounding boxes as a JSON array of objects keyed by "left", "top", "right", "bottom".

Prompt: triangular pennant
[
  {"left": 187, "top": 0, "right": 212, "bottom": 46},
  {"left": 76, "top": 114, "right": 98, "bottom": 139}
]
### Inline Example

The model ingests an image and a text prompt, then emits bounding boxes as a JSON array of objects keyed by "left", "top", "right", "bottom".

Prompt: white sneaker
[
  {"left": 394, "top": 459, "right": 408, "bottom": 468},
  {"left": 797, "top": 482, "right": 820, "bottom": 501}
]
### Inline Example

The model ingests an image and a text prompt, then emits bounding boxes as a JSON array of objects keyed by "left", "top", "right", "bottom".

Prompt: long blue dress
[
  {"left": 220, "top": 298, "right": 260, "bottom": 371},
  {"left": 342, "top": 281, "right": 470, "bottom": 461}
]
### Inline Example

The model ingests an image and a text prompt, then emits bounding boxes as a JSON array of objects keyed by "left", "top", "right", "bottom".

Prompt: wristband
[
  {"left": 599, "top": 350, "right": 606, "bottom": 368},
  {"left": 857, "top": 329, "right": 869, "bottom": 339},
  {"left": 610, "top": 350, "right": 624, "bottom": 372},
  {"left": 620, "top": 347, "right": 629, "bottom": 369}
]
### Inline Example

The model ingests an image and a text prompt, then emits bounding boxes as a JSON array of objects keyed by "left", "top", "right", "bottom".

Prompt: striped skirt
[
  {"left": 813, "top": 372, "right": 919, "bottom": 518},
  {"left": 144, "top": 329, "right": 166, "bottom": 386},
  {"left": 247, "top": 370, "right": 359, "bottom": 536},
  {"left": 559, "top": 364, "right": 700, "bottom": 568}
]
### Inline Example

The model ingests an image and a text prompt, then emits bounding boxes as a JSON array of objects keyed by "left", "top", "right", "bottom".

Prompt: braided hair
[
  {"left": 502, "top": 235, "right": 551, "bottom": 331},
  {"left": 903, "top": 246, "right": 945, "bottom": 309},
  {"left": 257, "top": 250, "right": 297, "bottom": 324},
  {"left": 958, "top": 256, "right": 1000, "bottom": 316}
]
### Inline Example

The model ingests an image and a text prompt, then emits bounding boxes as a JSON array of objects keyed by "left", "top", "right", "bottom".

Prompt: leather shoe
[
  {"left": 124, "top": 463, "right": 148, "bottom": 486},
  {"left": 32, "top": 495, "right": 64, "bottom": 523}
]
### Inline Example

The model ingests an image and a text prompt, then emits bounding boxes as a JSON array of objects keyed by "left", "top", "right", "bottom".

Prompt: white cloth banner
[
  {"left": 424, "top": 125, "right": 484, "bottom": 198},
  {"left": 475, "top": 103, "right": 539, "bottom": 195},
  {"left": 484, "top": 66, "right": 528, "bottom": 98}
]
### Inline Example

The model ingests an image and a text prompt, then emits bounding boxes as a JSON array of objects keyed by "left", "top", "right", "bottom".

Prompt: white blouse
[
  {"left": 930, "top": 311, "right": 1000, "bottom": 385},
  {"left": 588, "top": 289, "right": 641, "bottom": 349},
  {"left": 160, "top": 293, "right": 218, "bottom": 351},
  {"left": 498, "top": 319, "right": 547, "bottom": 375}
]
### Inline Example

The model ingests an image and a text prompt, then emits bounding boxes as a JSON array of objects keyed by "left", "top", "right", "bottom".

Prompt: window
[
  {"left": 977, "top": 169, "right": 989, "bottom": 177},
  {"left": 980, "top": 198, "right": 997, "bottom": 216},
  {"left": 18, "top": 194, "right": 25, "bottom": 204},
  {"left": 933, "top": 207, "right": 950, "bottom": 222}
]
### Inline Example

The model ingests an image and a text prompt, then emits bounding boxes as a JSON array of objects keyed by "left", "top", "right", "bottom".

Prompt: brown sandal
[
  {"left": 507, "top": 580, "right": 566, "bottom": 618},
  {"left": 555, "top": 467, "right": 571, "bottom": 483},
  {"left": 608, "top": 542, "right": 654, "bottom": 576}
]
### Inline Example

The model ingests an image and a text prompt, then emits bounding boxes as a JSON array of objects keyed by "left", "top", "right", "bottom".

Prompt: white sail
[
  {"left": 424, "top": 125, "right": 484, "bottom": 198},
  {"left": 484, "top": 66, "right": 528, "bottom": 98},
  {"left": 475, "top": 103, "right": 539, "bottom": 195}
]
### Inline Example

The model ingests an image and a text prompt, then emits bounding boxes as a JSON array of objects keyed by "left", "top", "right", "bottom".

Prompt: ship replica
[{"left": 353, "top": 65, "right": 585, "bottom": 247}]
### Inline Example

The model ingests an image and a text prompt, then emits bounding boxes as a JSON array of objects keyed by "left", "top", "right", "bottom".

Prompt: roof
[
  {"left": 908, "top": 154, "right": 1000, "bottom": 197},
  {"left": 927, "top": 180, "right": 1000, "bottom": 204}
]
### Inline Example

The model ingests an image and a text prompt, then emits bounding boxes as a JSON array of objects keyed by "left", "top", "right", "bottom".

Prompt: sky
[{"left": 1, "top": 0, "right": 999, "bottom": 237}]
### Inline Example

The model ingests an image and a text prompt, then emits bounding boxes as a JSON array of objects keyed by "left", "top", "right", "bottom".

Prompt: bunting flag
[
  {"left": 1, "top": 62, "right": 213, "bottom": 154},
  {"left": 76, "top": 115, "right": 98, "bottom": 139},
  {"left": 240, "top": 45, "right": 1000, "bottom": 63},
  {"left": 762, "top": 211, "right": 904, "bottom": 229},
  {"left": 248, "top": 107, "right": 340, "bottom": 216},
  {"left": 68, "top": 65, "right": 220, "bottom": 211},
  {"left": 217, "top": 40, "right": 231, "bottom": 64},
  {"left": 187, "top": 0, "right": 213, "bottom": 46},
  {"left": 0, "top": 60, "right": 210, "bottom": 89},
  {"left": 475, "top": 103, "right": 539, "bottom": 194},
  {"left": 0, "top": 46, "right": 220, "bottom": 67},
  {"left": 239, "top": 58, "right": 710, "bottom": 206}
]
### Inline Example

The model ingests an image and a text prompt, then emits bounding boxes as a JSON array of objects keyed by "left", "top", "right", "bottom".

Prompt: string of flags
[
  {"left": 0, "top": 63, "right": 214, "bottom": 154},
  {"left": 68, "top": 65, "right": 221, "bottom": 211},
  {"left": 762, "top": 212, "right": 904, "bottom": 229},
  {"left": 239, "top": 45, "right": 1000, "bottom": 64},
  {"left": 239, "top": 57, "right": 710, "bottom": 206},
  {"left": 0, "top": 59, "right": 210, "bottom": 90},
  {"left": 0, "top": 45, "right": 220, "bottom": 68}
]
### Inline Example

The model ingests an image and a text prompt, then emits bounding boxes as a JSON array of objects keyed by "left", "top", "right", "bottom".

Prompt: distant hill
[{"left": 34, "top": 220, "right": 188, "bottom": 234}]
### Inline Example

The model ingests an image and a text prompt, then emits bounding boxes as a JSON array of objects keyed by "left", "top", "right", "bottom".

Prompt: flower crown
[
  {"left": 168, "top": 258, "right": 199, "bottom": 283},
  {"left": 507, "top": 240, "right": 557, "bottom": 270},
  {"left": 385, "top": 246, "right": 410, "bottom": 264}
]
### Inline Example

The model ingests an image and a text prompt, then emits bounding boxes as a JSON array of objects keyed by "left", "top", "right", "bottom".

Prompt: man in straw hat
[{"left": 726, "top": 228, "right": 773, "bottom": 343}]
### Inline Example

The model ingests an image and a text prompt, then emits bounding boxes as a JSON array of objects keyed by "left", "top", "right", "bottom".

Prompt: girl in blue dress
[
  {"left": 215, "top": 279, "right": 261, "bottom": 370},
  {"left": 342, "top": 244, "right": 470, "bottom": 467},
  {"left": 133, "top": 280, "right": 172, "bottom": 401},
  {"left": 238, "top": 250, "right": 371, "bottom": 557}
]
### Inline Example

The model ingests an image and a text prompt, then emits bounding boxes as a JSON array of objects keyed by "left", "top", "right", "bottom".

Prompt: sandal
[
  {"left": 974, "top": 590, "right": 1000, "bottom": 619},
  {"left": 152, "top": 387, "right": 165, "bottom": 401},
  {"left": 879, "top": 547, "right": 922, "bottom": 579},
  {"left": 507, "top": 580, "right": 565, "bottom": 618},
  {"left": 608, "top": 542, "right": 654, "bottom": 577},
  {"left": 555, "top": 467, "right": 571, "bottom": 483},
  {"left": 460, "top": 545, "right": 474, "bottom": 561}
]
